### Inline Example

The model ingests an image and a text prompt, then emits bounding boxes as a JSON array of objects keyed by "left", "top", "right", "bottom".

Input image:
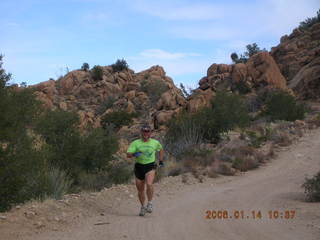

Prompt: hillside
[{"left": 31, "top": 23, "right": 320, "bottom": 135}]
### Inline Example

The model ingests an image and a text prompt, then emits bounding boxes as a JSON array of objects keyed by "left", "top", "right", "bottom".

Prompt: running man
[{"left": 127, "top": 124, "right": 164, "bottom": 216}]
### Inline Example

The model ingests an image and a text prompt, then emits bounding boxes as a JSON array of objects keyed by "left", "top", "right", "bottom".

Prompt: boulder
[
  {"left": 186, "top": 89, "right": 215, "bottom": 113},
  {"left": 231, "top": 63, "right": 247, "bottom": 83},
  {"left": 246, "top": 52, "right": 287, "bottom": 89},
  {"left": 288, "top": 57, "right": 320, "bottom": 99}
]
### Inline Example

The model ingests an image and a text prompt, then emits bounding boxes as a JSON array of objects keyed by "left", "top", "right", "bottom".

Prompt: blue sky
[{"left": 1, "top": 0, "right": 319, "bottom": 89}]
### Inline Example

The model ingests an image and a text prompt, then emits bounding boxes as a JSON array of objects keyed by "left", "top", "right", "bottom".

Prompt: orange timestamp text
[{"left": 205, "top": 210, "right": 296, "bottom": 220}]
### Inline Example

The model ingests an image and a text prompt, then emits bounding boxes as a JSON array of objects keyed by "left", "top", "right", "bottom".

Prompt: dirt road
[{"left": 13, "top": 129, "right": 320, "bottom": 240}]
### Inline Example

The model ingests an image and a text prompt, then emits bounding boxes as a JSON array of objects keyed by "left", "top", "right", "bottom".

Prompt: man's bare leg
[
  {"left": 145, "top": 170, "right": 155, "bottom": 213},
  {"left": 135, "top": 178, "right": 145, "bottom": 206}
]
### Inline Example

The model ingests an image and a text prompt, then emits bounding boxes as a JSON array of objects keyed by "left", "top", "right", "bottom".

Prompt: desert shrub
[
  {"left": 107, "top": 161, "right": 133, "bottom": 184},
  {"left": 111, "top": 59, "right": 129, "bottom": 72},
  {"left": 217, "top": 163, "right": 236, "bottom": 176},
  {"left": 179, "top": 83, "right": 191, "bottom": 98},
  {"left": 299, "top": 9, "right": 320, "bottom": 29},
  {"left": 141, "top": 78, "right": 169, "bottom": 105},
  {"left": 0, "top": 135, "right": 48, "bottom": 211},
  {"left": 263, "top": 90, "right": 306, "bottom": 121},
  {"left": 36, "top": 110, "right": 119, "bottom": 180},
  {"left": 95, "top": 96, "right": 117, "bottom": 115},
  {"left": 233, "top": 81, "right": 251, "bottom": 94},
  {"left": 302, "top": 171, "right": 320, "bottom": 202},
  {"left": 77, "top": 171, "right": 111, "bottom": 191},
  {"left": 164, "top": 91, "right": 250, "bottom": 156},
  {"left": 270, "top": 131, "right": 292, "bottom": 146},
  {"left": 203, "top": 91, "right": 250, "bottom": 142},
  {"left": 42, "top": 168, "right": 73, "bottom": 200},
  {"left": 167, "top": 161, "right": 185, "bottom": 177},
  {"left": 245, "top": 127, "right": 272, "bottom": 148},
  {"left": 164, "top": 110, "right": 204, "bottom": 159},
  {"left": 232, "top": 157, "right": 259, "bottom": 172},
  {"left": 79, "top": 128, "right": 118, "bottom": 173},
  {"left": 101, "top": 110, "right": 138, "bottom": 130},
  {"left": 215, "top": 146, "right": 263, "bottom": 172},
  {"left": 91, "top": 65, "right": 103, "bottom": 81},
  {"left": 231, "top": 43, "right": 266, "bottom": 63},
  {"left": 244, "top": 43, "right": 266, "bottom": 58},
  {"left": 230, "top": 52, "right": 247, "bottom": 64},
  {"left": 81, "top": 62, "right": 90, "bottom": 71},
  {"left": 307, "top": 113, "right": 320, "bottom": 127},
  {"left": 35, "top": 109, "right": 83, "bottom": 176},
  {"left": 180, "top": 148, "right": 213, "bottom": 166},
  {"left": 0, "top": 56, "right": 50, "bottom": 211}
]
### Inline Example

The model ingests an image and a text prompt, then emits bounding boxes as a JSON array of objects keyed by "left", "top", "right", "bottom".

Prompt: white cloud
[
  {"left": 127, "top": 47, "right": 230, "bottom": 85},
  {"left": 132, "top": 0, "right": 320, "bottom": 40},
  {"left": 134, "top": 49, "right": 201, "bottom": 60},
  {"left": 134, "top": 2, "right": 225, "bottom": 21}
]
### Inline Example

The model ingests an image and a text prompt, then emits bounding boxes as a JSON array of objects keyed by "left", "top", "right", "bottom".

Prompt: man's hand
[
  {"left": 132, "top": 152, "right": 142, "bottom": 157},
  {"left": 159, "top": 160, "right": 164, "bottom": 167}
]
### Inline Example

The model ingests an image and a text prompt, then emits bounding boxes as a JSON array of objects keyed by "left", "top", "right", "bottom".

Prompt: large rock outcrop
[
  {"left": 31, "top": 65, "right": 186, "bottom": 131},
  {"left": 288, "top": 56, "right": 320, "bottom": 99},
  {"left": 195, "top": 52, "right": 287, "bottom": 110},
  {"left": 271, "top": 23, "right": 320, "bottom": 84}
]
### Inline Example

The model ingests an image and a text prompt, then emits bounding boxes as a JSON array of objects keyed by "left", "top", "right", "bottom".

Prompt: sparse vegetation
[
  {"left": 231, "top": 43, "right": 266, "bottom": 63},
  {"left": 263, "top": 90, "right": 306, "bottom": 121},
  {"left": 91, "top": 65, "right": 103, "bottom": 81},
  {"left": 299, "top": 9, "right": 320, "bottom": 30},
  {"left": 164, "top": 110, "right": 204, "bottom": 159},
  {"left": 111, "top": 59, "right": 129, "bottom": 72},
  {"left": 233, "top": 80, "right": 251, "bottom": 94},
  {"left": 101, "top": 110, "right": 138, "bottom": 130},
  {"left": 179, "top": 83, "right": 191, "bottom": 98},
  {"left": 203, "top": 91, "right": 250, "bottom": 142},
  {"left": 0, "top": 55, "right": 123, "bottom": 211},
  {"left": 81, "top": 62, "right": 90, "bottom": 71},
  {"left": 164, "top": 91, "right": 250, "bottom": 159},
  {"left": 43, "top": 168, "right": 73, "bottom": 200},
  {"left": 141, "top": 78, "right": 169, "bottom": 105},
  {"left": 0, "top": 55, "right": 47, "bottom": 211},
  {"left": 302, "top": 171, "right": 320, "bottom": 202},
  {"left": 96, "top": 96, "right": 117, "bottom": 115}
]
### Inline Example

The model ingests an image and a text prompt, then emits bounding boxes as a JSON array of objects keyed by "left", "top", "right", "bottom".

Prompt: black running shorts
[{"left": 134, "top": 162, "right": 157, "bottom": 180}]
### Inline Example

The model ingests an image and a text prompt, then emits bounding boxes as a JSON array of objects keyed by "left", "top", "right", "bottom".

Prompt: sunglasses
[{"left": 142, "top": 130, "right": 151, "bottom": 133}]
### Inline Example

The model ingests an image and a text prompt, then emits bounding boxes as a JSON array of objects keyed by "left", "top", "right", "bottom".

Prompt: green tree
[
  {"left": 79, "top": 128, "right": 118, "bottom": 172},
  {"left": 101, "top": 110, "right": 137, "bottom": 130},
  {"left": 179, "top": 83, "right": 190, "bottom": 98},
  {"left": 0, "top": 55, "right": 48, "bottom": 211},
  {"left": 202, "top": 91, "right": 250, "bottom": 142},
  {"left": 91, "top": 65, "right": 103, "bottom": 81},
  {"left": 141, "top": 78, "right": 169, "bottom": 105},
  {"left": 299, "top": 9, "right": 320, "bottom": 29},
  {"left": 111, "top": 59, "right": 129, "bottom": 72},
  {"left": 244, "top": 43, "right": 266, "bottom": 58},
  {"left": 302, "top": 171, "right": 320, "bottom": 202},
  {"left": 81, "top": 62, "right": 90, "bottom": 71},
  {"left": 35, "top": 110, "right": 83, "bottom": 177},
  {"left": 230, "top": 43, "right": 266, "bottom": 63},
  {"left": 263, "top": 90, "right": 306, "bottom": 121}
]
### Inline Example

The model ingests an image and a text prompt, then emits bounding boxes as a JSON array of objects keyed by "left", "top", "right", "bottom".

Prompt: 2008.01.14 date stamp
[{"left": 205, "top": 210, "right": 296, "bottom": 220}]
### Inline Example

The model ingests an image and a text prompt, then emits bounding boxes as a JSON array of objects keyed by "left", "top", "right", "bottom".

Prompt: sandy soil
[{"left": 1, "top": 128, "right": 320, "bottom": 240}]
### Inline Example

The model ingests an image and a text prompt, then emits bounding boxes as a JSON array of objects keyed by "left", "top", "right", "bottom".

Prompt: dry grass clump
[
  {"left": 216, "top": 163, "right": 236, "bottom": 176},
  {"left": 270, "top": 131, "right": 292, "bottom": 146},
  {"left": 306, "top": 113, "right": 320, "bottom": 128}
]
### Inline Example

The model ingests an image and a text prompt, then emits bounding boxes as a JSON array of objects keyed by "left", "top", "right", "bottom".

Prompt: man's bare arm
[{"left": 159, "top": 149, "right": 164, "bottom": 162}]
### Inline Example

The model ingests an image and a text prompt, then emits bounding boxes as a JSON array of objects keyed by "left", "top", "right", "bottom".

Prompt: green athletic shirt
[{"left": 127, "top": 138, "right": 163, "bottom": 164}]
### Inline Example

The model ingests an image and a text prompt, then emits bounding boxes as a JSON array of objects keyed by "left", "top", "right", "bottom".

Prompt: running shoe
[
  {"left": 146, "top": 202, "right": 153, "bottom": 213},
  {"left": 139, "top": 206, "right": 146, "bottom": 216}
]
